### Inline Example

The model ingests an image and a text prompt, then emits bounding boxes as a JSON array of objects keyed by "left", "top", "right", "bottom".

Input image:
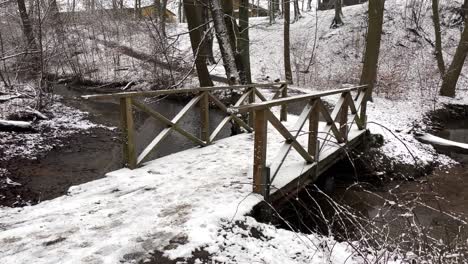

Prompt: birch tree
[{"left": 210, "top": 0, "right": 240, "bottom": 84}]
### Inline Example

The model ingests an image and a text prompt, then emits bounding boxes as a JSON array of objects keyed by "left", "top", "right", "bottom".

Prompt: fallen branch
[
  {"left": 418, "top": 133, "right": 468, "bottom": 154},
  {"left": 0, "top": 119, "right": 35, "bottom": 132},
  {"left": 0, "top": 94, "right": 20, "bottom": 102}
]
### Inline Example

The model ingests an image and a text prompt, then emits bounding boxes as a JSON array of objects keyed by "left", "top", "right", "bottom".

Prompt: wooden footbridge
[{"left": 83, "top": 82, "right": 369, "bottom": 202}]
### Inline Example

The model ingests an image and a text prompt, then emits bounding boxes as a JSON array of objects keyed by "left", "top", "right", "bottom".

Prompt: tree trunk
[
  {"left": 160, "top": 0, "right": 168, "bottom": 36},
  {"left": 307, "top": 0, "right": 312, "bottom": 10},
  {"left": 284, "top": 0, "right": 293, "bottom": 84},
  {"left": 17, "top": 0, "right": 38, "bottom": 52},
  {"left": 16, "top": 0, "right": 40, "bottom": 73},
  {"left": 202, "top": 6, "right": 216, "bottom": 65},
  {"left": 239, "top": 0, "right": 252, "bottom": 83},
  {"left": 440, "top": 0, "right": 468, "bottom": 97},
  {"left": 359, "top": 0, "right": 385, "bottom": 101},
  {"left": 331, "top": 0, "right": 344, "bottom": 28},
  {"left": 222, "top": 0, "right": 247, "bottom": 83},
  {"left": 269, "top": 0, "right": 275, "bottom": 24},
  {"left": 432, "top": 0, "right": 445, "bottom": 78},
  {"left": 210, "top": 0, "right": 240, "bottom": 84},
  {"left": 293, "top": 0, "right": 301, "bottom": 22},
  {"left": 183, "top": 0, "right": 213, "bottom": 86}
]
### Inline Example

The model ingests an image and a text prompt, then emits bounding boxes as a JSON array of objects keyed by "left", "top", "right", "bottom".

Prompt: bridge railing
[
  {"left": 230, "top": 85, "right": 369, "bottom": 197},
  {"left": 82, "top": 82, "right": 288, "bottom": 169}
]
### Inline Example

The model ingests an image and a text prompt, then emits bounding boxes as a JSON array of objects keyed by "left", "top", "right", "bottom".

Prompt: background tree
[
  {"left": 431, "top": 0, "right": 445, "bottom": 78},
  {"left": 210, "top": 0, "right": 240, "bottom": 84},
  {"left": 16, "top": 0, "right": 39, "bottom": 72},
  {"left": 440, "top": 0, "right": 468, "bottom": 97},
  {"left": 284, "top": 0, "right": 293, "bottom": 84},
  {"left": 184, "top": 0, "right": 213, "bottom": 86},
  {"left": 360, "top": 0, "right": 385, "bottom": 100},
  {"left": 331, "top": 0, "right": 344, "bottom": 28},
  {"left": 239, "top": 0, "right": 252, "bottom": 83}
]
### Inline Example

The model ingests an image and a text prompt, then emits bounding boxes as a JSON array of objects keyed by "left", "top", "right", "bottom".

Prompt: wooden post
[
  {"left": 200, "top": 91, "right": 210, "bottom": 143},
  {"left": 120, "top": 97, "right": 137, "bottom": 169},
  {"left": 248, "top": 87, "right": 256, "bottom": 127},
  {"left": 308, "top": 100, "right": 319, "bottom": 160},
  {"left": 253, "top": 108, "right": 268, "bottom": 195},
  {"left": 360, "top": 89, "right": 368, "bottom": 129},
  {"left": 280, "top": 84, "right": 288, "bottom": 122},
  {"left": 339, "top": 93, "right": 348, "bottom": 142}
]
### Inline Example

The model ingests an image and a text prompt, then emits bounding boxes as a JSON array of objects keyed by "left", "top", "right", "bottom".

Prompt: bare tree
[
  {"left": 183, "top": 0, "right": 213, "bottom": 86},
  {"left": 331, "top": 0, "right": 344, "bottom": 28},
  {"left": 431, "top": 0, "right": 445, "bottom": 78},
  {"left": 210, "top": 0, "right": 240, "bottom": 84},
  {"left": 284, "top": 0, "right": 293, "bottom": 84},
  {"left": 239, "top": 0, "right": 252, "bottom": 83},
  {"left": 360, "top": 0, "right": 385, "bottom": 100},
  {"left": 440, "top": 0, "right": 468, "bottom": 97}
]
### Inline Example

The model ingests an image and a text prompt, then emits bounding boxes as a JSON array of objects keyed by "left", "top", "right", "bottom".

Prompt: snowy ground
[{"left": 0, "top": 110, "right": 400, "bottom": 264}]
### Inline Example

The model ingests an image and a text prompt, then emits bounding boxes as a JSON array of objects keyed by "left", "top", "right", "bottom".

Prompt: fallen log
[
  {"left": 418, "top": 133, "right": 468, "bottom": 155},
  {"left": 0, "top": 94, "right": 20, "bottom": 102},
  {"left": 0, "top": 119, "right": 35, "bottom": 133}
]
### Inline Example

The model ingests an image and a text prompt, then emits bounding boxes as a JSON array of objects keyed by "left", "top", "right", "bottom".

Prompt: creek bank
[
  {"left": 252, "top": 102, "right": 468, "bottom": 263},
  {"left": 0, "top": 82, "right": 243, "bottom": 207}
]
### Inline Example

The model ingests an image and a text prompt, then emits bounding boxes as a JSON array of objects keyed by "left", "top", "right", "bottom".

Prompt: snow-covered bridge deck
[
  {"left": 0, "top": 84, "right": 369, "bottom": 263},
  {"left": 0, "top": 115, "right": 365, "bottom": 263}
]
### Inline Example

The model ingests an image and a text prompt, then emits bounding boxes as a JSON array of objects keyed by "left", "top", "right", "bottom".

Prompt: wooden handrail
[
  {"left": 81, "top": 82, "right": 288, "bottom": 169},
  {"left": 82, "top": 82, "right": 287, "bottom": 100},
  {"left": 249, "top": 85, "right": 369, "bottom": 197},
  {"left": 230, "top": 85, "right": 368, "bottom": 113}
]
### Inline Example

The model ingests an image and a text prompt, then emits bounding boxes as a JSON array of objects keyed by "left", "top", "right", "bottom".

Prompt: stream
[
  {"left": 274, "top": 117, "right": 468, "bottom": 260},
  {"left": 1, "top": 85, "right": 231, "bottom": 206}
]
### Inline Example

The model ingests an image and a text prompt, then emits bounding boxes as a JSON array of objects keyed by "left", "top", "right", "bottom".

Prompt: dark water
[
  {"left": 2, "top": 85, "right": 232, "bottom": 206},
  {"left": 273, "top": 118, "right": 468, "bottom": 259}
]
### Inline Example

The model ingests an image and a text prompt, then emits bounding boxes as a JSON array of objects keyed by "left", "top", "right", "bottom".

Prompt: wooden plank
[
  {"left": 280, "top": 84, "right": 288, "bottom": 122},
  {"left": 233, "top": 85, "right": 368, "bottom": 113},
  {"left": 269, "top": 102, "right": 314, "bottom": 183},
  {"left": 266, "top": 109, "right": 313, "bottom": 163},
  {"left": 132, "top": 100, "right": 206, "bottom": 146},
  {"left": 253, "top": 109, "right": 268, "bottom": 194},
  {"left": 254, "top": 88, "right": 268, "bottom": 102},
  {"left": 120, "top": 97, "right": 137, "bottom": 169},
  {"left": 200, "top": 92, "right": 210, "bottom": 143},
  {"left": 318, "top": 100, "right": 345, "bottom": 143},
  {"left": 82, "top": 82, "right": 287, "bottom": 100},
  {"left": 234, "top": 89, "right": 252, "bottom": 107},
  {"left": 267, "top": 130, "right": 367, "bottom": 204},
  {"left": 345, "top": 93, "right": 364, "bottom": 130},
  {"left": 209, "top": 116, "right": 232, "bottom": 142},
  {"left": 340, "top": 93, "right": 349, "bottom": 142},
  {"left": 271, "top": 87, "right": 284, "bottom": 100},
  {"left": 207, "top": 93, "right": 253, "bottom": 132},
  {"left": 308, "top": 100, "right": 320, "bottom": 159},
  {"left": 137, "top": 95, "right": 202, "bottom": 164},
  {"left": 248, "top": 87, "right": 256, "bottom": 127}
]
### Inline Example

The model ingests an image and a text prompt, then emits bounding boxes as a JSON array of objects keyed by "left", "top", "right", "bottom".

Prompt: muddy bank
[
  {"left": 1, "top": 84, "right": 234, "bottom": 207},
  {"left": 0, "top": 127, "right": 121, "bottom": 207}
]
